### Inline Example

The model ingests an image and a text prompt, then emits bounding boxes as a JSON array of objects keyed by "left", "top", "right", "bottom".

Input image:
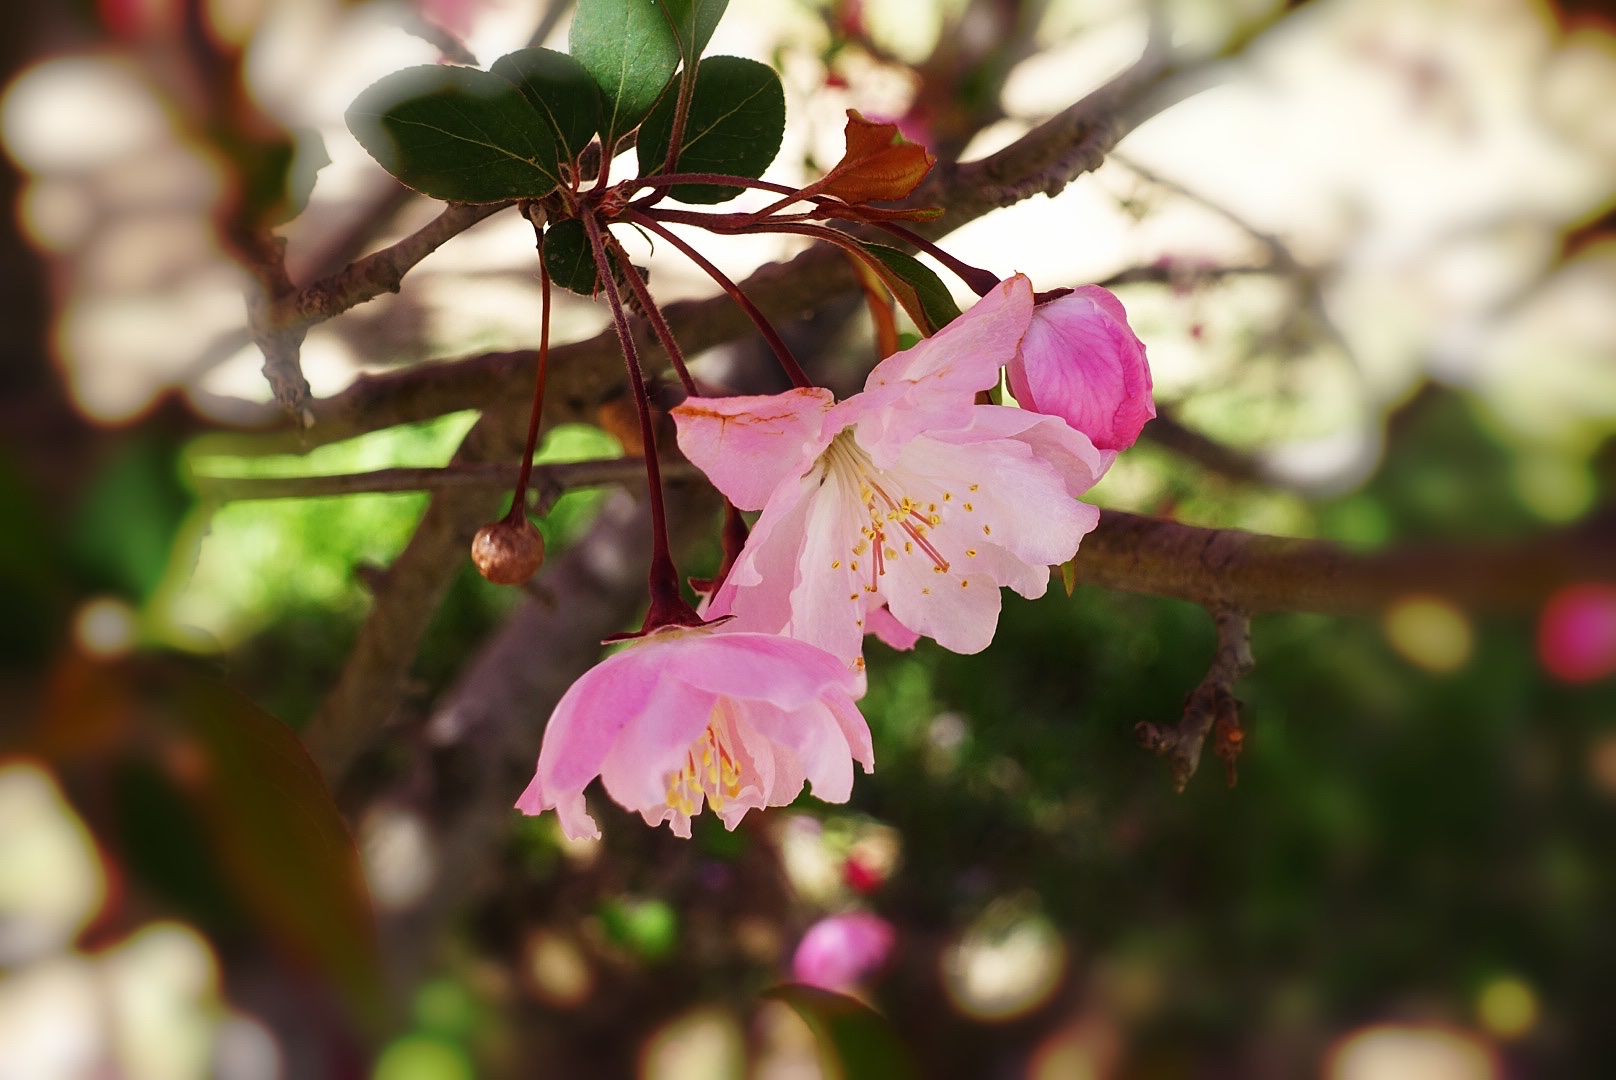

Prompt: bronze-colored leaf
[{"left": 818, "top": 110, "right": 935, "bottom": 205}]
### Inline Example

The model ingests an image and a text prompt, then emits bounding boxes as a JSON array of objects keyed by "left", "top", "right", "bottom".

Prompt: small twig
[
  {"left": 1136, "top": 607, "right": 1253, "bottom": 792},
  {"left": 268, "top": 201, "right": 512, "bottom": 330},
  {"left": 191, "top": 457, "right": 700, "bottom": 503}
]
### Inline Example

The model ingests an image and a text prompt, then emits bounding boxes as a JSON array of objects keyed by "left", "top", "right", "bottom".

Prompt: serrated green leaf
[
  {"left": 489, "top": 47, "right": 602, "bottom": 162},
  {"left": 637, "top": 55, "right": 784, "bottom": 203},
  {"left": 858, "top": 242, "right": 962, "bottom": 335},
  {"left": 346, "top": 65, "right": 562, "bottom": 203},
  {"left": 764, "top": 985, "right": 915, "bottom": 1080},
  {"left": 543, "top": 219, "right": 600, "bottom": 295},
  {"left": 658, "top": 0, "right": 728, "bottom": 62},
  {"left": 570, "top": 0, "right": 682, "bottom": 147}
]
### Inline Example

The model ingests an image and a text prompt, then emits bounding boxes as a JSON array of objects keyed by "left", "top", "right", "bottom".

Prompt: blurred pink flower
[
  {"left": 1009, "top": 285, "right": 1155, "bottom": 462},
  {"left": 1538, "top": 584, "right": 1616, "bottom": 683},
  {"left": 673, "top": 275, "right": 1103, "bottom": 665},
  {"left": 792, "top": 912, "right": 895, "bottom": 991},
  {"left": 516, "top": 629, "right": 873, "bottom": 840}
]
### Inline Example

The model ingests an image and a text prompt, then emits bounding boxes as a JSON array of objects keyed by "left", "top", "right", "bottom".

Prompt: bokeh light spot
[
  {"left": 640, "top": 1006, "right": 744, "bottom": 1080},
  {"left": 942, "top": 901, "right": 1066, "bottom": 1022},
  {"left": 373, "top": 1034, "right": 473, "bottom": 1080},
  {"left": 73, "top": 596, "right": 139, "bottom": 658},
  {"left": 1538, "top": 584, "right": 1616, "bottom": 683},
  {"left": 523, "top": 930, "right": 593, "bottom": 1009},
  {"left": 1384, "top": 595, "right": 1473, "bottom": 673},
  {"left": 1476, "top": 975, "right": 1537, "bottom": 1039},
  {"left": 1326, "top": 1024, "right": 1499, "bottom": 1080}
]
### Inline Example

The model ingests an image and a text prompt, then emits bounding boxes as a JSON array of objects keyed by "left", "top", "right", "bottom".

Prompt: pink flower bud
[
  {"left": 1009, "top": 285, "right": 1155, "bottom": 454},
  {"left": 1539, "top": 584, "right": 1616, "bottom": 683},
  {"left": 791, "top": 912, "right": 895, "bottom": 992}
]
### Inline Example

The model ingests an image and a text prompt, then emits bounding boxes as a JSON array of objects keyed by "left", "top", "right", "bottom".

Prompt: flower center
[
  {"left": 819, "top": 429, "right": 955, "bottom": 592},
  {"left": 664, "top": 711, "right": 744, "bottom": 816}
]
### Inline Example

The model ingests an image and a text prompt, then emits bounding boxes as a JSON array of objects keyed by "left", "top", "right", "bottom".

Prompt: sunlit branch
[
  {"left": 192, "top": 456, "right": 698, "bottom": 504},
  {"left": 268, "top": 201, "right": 512, "bottom": 330}
]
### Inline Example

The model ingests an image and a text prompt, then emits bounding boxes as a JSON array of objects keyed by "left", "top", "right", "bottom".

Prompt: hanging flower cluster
[{"left": 345, "top": 0, "right": 1154, "bottom": 839}]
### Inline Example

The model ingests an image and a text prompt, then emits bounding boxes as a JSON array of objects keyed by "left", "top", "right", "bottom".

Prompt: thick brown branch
[{"left": 1074, "top": 510, "right": 1616, "bottom": 616}]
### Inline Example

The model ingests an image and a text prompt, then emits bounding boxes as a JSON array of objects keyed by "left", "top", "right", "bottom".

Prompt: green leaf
[
  {"left": 489, "top": 47, "right": 602, "bottom": 162},
  {"left": 858, "top": 242, "right": 962, "bottom": 335},
  {"left": 658, "top": 0, "right": 729, "bottom": 62},
  {"left": 569, "top": 0, "right": 682, "bottom": 147},
  {"left": 765, "top": 985, "right": 916, "bottom": 1080},
  {"left": 543, "top": 218, "right": 601, "bottom": 295},
  {"left": 637, "top": 55, "right": 784, "bottom": 203},
  {"left": 1060, "top": 557, "right": 1077, "bottom": 597},
  {"left": 346, "top": 65, "right": 563, "bottom": 202}
]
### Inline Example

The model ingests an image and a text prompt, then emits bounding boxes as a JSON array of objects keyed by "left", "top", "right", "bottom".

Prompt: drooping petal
[
  {"left": 746, "top": 699, "right": 858, "bottom": 804},
  {"left": 827, "top": 691, "right": 875, "bottom": 773},
  {"left": 596, "top": 675, "right": 718, "bottom": 815},
  {"left": 533, "top": 647, "right": 664, "bottom": 798},
  {"left": 866, "top": 604, "right": 920, "bottom": 651},
  {"left": 672, "top": 632, "right": 862, "bottom": 708},
  {"left": 1010, "top": 285, "right": 1155, "bottom": 452},
  {"left": 671, "top": 388, "right": 835, "bottom": 511}
]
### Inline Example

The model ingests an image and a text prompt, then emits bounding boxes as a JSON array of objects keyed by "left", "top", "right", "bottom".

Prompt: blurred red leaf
[{"left": 31, "top": 651, "right": 385, "bottom": 1031}]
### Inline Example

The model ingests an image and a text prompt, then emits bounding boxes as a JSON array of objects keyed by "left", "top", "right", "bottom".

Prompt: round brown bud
[{"left": 471, "top": 517, "right": 545, "bottom": 585}]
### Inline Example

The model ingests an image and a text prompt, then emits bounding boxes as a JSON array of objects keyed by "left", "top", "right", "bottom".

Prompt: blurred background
[{"left": 3, "top": 0, "right": 1616, "bottom": 1076}]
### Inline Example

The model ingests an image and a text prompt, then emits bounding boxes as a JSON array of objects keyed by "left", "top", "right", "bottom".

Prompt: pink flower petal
[
  {"left": 1010, "top": 285, "right": 1155, "bottom": 452},
  {"left": 672, "top": 388, "right": 834, "bottom": 510},
  {"left": 864, "top": 274, "right": 1034, "bottom": 402},
  {"left": 866, "top": 604, "right": 920, "bottom": 650}
]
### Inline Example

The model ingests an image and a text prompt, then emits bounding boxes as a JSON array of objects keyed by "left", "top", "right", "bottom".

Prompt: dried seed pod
[{"left": 471, "top": 516, "right": 545, "bottom": 585}]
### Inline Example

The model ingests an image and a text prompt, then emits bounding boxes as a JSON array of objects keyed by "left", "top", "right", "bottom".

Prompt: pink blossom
[
  {"left": 1008, "top": 285, "right": 1155, "bottom": 460},
  {"left": 792, "top": 912, "right": 895, "bottom": 992},
  {"left": 673, "top": 275, "right": 1103, "bottom": 665},
  {"left": 515, "top": 628, "right": 873, "bottom": 840},
  {"left": 1539, "top": 584, "right": 1616, "bottom": 683}
]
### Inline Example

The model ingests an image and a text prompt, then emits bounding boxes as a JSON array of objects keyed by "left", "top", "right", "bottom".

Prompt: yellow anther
[
  {"left": 963, "top": 503, "right": 973, "bottom": 512},
  {"left": 969, "top": 484, "right": 979, "bottom": 492},
  {"left": 831, "top": 560, "right": 841, "bottom": 569},
  {"left": 966, "top": 549, "right": 977, "bottom": 557},
  {"left": 928, "top": 514, "right": 942, "bottom": 526},
  {"left": 983, "top": 525, "right": 992, "bottom": 535},
  {"left": 943, "top": 492, "right": 953, "bottom": 501},
  {"left": 960, "top": 580, "right": 969, "bottom": 588},
  {"left": 884, "top": 547, "right": 898, "bottom": 559}
]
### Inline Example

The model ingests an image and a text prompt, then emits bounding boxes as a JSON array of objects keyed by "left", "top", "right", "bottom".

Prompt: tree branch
[
  {"left": 192, "top": 456, "right": 695, "bottom": 502},
  {"left": 268, "top": 201, "right": 512, "bottom": 330},
  {"left": 1136, "top": 607, "right": 1252, "bottom": 791}
]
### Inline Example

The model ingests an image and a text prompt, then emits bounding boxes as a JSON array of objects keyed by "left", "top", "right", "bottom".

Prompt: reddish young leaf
[{"left": 818, "top": 110, "right": 936, "bottom": 204}]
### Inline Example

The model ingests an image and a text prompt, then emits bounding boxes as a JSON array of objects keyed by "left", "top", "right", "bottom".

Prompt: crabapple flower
[
  {"left": 673, "top": 275, "right": 1103, "bottom": 664},
  {"left": 515, "top": 628, "right": 873, "bottom": 841},
  {"left": 792, "top": 912, "right": 896, "bottom": 991},
  {"left": 1008, "top": 285, "right": 1154, "bottom": 461}
]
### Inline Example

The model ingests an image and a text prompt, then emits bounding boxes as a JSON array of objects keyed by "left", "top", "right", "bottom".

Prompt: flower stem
[
  {"left": 599, "top": 229, "right": 699, "bottom": 395},
  {"left": 869, "top": 221, "right": 1000, "bottom": 296},
  {"left": 509, "top": 212, "right": 553, "bottom": 522},
  {"left": 579, "top": 211, "right": 704, "bottom": 632},
  {"left": 624, "top": 210, "right": 811, "bottom": 389}
]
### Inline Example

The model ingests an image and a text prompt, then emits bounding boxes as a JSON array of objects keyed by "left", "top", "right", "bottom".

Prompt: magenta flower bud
[
  {"left": 791, "top": 912, "right": 895, "bottom": 992},
  {"left": 1009, "top": 285, "right": 1155, "bottom": 454},
  {"left": 1539, "top": 584, "right": 1616, "bottom": 683}
]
